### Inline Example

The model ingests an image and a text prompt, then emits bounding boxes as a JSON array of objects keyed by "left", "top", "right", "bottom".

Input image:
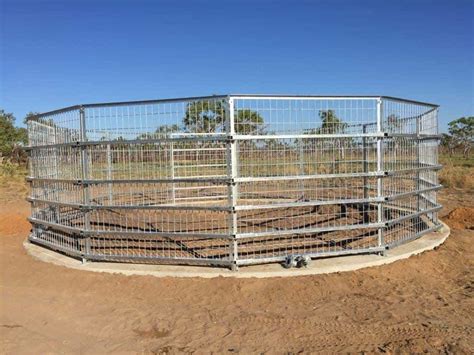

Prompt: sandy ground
[{"left": 0, "top": 185, "right": 473, "bottom": 354}]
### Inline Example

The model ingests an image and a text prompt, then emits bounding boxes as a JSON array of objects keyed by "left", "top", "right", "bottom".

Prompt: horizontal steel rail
[
  {"left": 231, "top": 94, "right": 438, "bottom": 107},
  {"left": 28, "top": 218, "right": 232, "bottom": 239},
  {"left": 386, "top": 165, "right": 443, "bottom": 175},
  {"left": 388, "top": 133, "right": 442, "bottom": 140},
  {"left": 25, "top": 133, "right": 443, "bottom": 151},
  {"left": 385, "top": 185, "right": 443, "bottom": 201},
  {"left": 234, "top": 197, "right": 384, "bottom": 211},
  {"left": 28, "top": 95, "right": 229, "bottom": 120},
  {"left": 29, "top": 234, "right": 233, "bottom": 266},
  {"left": 25, "top": 135, "right": 230, "bottom": 150},
  {"left": 28, "top": 188, "right": 441, "bottom": 215},
  {"left": 82, "top": 253, "right": 233, "bottom": 266},
  {"left": 27, "top": 197, "right": 232, "bottom": 211},
  {"left": 385, "top": 205, "right": 443, "bottom": 227},
  {"left": 27, "top": 94, "right": 438, "bottom": 122},
  {"left": 233, "top": 133, "right": 384, "bottom": 140},
  {"left": 385, "top": 223, "right": 443, "bottom": 249},
  {"left": 236, "top": 223, "right": 385, "bottom": 239},
  {"left": 28, "top": 218, "right": 84, "bottom": 235},
  {"left": 235, "top": 172, "right": 386, "bottom": 183},
  {"left": 26, "top": 177, "right": 232, "bottom": 184}
]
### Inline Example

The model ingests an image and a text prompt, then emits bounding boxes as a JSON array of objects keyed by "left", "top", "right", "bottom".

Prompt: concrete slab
[{"left": 23, "top": 222, "right": 450, "bottom": 278}]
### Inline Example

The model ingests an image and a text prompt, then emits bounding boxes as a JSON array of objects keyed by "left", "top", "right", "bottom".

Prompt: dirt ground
[{"left": 0, "top": 184, "right": 473, "bottom": 354}]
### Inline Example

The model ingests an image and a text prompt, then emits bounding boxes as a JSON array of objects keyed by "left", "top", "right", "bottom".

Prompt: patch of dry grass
[
  {"left": 0, "top": 162, "right": 28, "bottom": 203},
  {"left": 439, "top": 154, "right": 474, "bottom": 189}
]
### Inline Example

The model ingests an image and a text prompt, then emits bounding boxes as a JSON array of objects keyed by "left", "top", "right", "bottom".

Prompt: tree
[
  {"left": 24, "top": 111, "right": 40, "bottom": 125},
  {"left": 234, "top": 109, "right": 265, "bottom": 134},
  {"left": 448, "top": 116, "right": 473, "bottom": 158},
  {"left": 183, "top": 100, "right": 226, "bottom": 133},
  {"left": 314, "top": 110, "right": 349, "bottom": 160},
  {"left": 441, "top": 133, "right": 457, "bottom": 156},
  {"left": 0, "top": 109, "right": 28, "bottom": 163},
  {"left": 316, "top": 110, "right": 348, "bottom": 134},
  {"left": 183, "top": 100, "right": 265, "bottom": 134}
]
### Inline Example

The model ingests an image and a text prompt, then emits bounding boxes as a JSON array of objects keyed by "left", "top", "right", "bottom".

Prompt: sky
[{"left": 1, "top": 0, "right": 473, "bottom": 132}]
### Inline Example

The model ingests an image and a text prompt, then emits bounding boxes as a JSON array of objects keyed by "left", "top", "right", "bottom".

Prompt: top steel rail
[{"left": 26, "top": 94, "right": 438, "bottom": 121}]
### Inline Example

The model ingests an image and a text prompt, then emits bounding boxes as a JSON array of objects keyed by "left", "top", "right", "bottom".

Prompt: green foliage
[
  {"left": 234, "top": 109, "right": 265, "bottom": 134},
  {"left": 24, "top": 111, "right": 40, "bottom": 125},
  {"left": 183, "top": 100, "right": 265, "bottom": 134},
  {"left": 448, "top": 116, "right": 473, "bottom": 144},
  {"left": 315, "top": 110, "right": 348, "bottom": 134},
  {"left": 0, "top": 109, "right": 28, "bottom": 162},
  {"left": 183, "top": 100, "right": 226, "bottom": 133},
  {"left": 442, "top": 116, "right": 473, "bottom": 157}
]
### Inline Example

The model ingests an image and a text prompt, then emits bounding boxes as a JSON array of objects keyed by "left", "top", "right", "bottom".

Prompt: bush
[{"left": 0, "top": 109, "right": 28, "bottom": 163}]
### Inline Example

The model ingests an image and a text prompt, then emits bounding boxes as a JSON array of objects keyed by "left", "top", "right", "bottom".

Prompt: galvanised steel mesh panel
[{"left": 26, "top": 95, "right": 442, "bottom": 270}]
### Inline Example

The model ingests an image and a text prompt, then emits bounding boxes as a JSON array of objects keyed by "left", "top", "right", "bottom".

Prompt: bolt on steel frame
[{"left": 26, "top": 95, "right": 443, "bottom": 270}]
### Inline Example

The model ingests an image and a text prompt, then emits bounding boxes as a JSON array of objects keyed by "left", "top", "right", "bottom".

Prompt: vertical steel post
[
  {"left": 299, "top": 138, "right": 305, "bottom": 200},
  {"left": 226, "top": 97, "right": 238, "bottom": 270},
  {"left": 434, "top": 108, "right": 439, "bottom": 225},
  {"left": 52, "top": 125, "right": 59, "bottom": 179},
  {"left": 416, "top": 114, "right": 421, "bottom": 214},
  {"left": 79, "top": 107, "right": 91, "bottom": 262},
  {"left": 106, "top": 142, "right": 113, "bottom": 204},
  {"left": 376, "top": 98, "right": 385, "bottom": 254},
  {"left": 170, "top": 141, "right": 176, "bottom": 204},
  {"left": 362, "top": 124, "right": 369, "bottom": 223}
]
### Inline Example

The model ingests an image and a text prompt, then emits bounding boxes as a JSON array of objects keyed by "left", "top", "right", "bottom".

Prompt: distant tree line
[{"left": 7, "top": 103, "right": 470, "bottom": 166}]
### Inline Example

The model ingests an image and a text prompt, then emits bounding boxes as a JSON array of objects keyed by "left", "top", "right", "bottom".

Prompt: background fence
[{"left": 26, "top": 95, "right": 442, "bottom": 270}]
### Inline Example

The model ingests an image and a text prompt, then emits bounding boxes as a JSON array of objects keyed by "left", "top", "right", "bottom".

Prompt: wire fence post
[
  {"left": 433, "top": 108, "right": 440, "bottom": 225},
  {"left": 106, "top": 137, "right": 113, "bottom": 204},
  {"left": 416, "top": 114, "right": 421, "bottom": 213},
  {"left": 299, "top": 137, "right": 305, "bottom": 200},
  {"left": 226, "top": 96, "right": 239, "bottom": 270},
  {"left": 376, "top": 98, "right": 385, "bottom": 254},
  {"left": 52, "top": 125, "right": 59, "bottom": 179},
  {"left": 79, "top": 107, "right": 91, "bottom": 262}
]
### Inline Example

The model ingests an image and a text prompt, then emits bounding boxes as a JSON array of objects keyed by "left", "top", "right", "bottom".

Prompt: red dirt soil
[
  {"left": 444, "top": 207, "right": 474, "bottom": 230},
  {"left": 0, "top": 186, "right": 473, "bottom": 354}
]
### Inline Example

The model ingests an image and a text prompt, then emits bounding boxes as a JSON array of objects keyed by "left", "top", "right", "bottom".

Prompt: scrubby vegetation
[
  {"left": 0, "top": 109, "right": 29, "bottom": 163},
  {"left": 439, "top": 116, "right": 473, "bottom": 188},
  {"left": 0, "top": 110, "right": 31, "bottom": 200}
]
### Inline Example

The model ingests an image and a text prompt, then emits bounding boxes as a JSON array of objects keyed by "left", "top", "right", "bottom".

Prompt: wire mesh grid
[{"left": 26, "top": 95, "right": 442, "bottom": 269}]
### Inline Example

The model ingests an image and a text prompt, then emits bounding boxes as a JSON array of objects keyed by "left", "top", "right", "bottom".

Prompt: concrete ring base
[{"left": 23, "top": 221, "right": 450, "bottom": 279}]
